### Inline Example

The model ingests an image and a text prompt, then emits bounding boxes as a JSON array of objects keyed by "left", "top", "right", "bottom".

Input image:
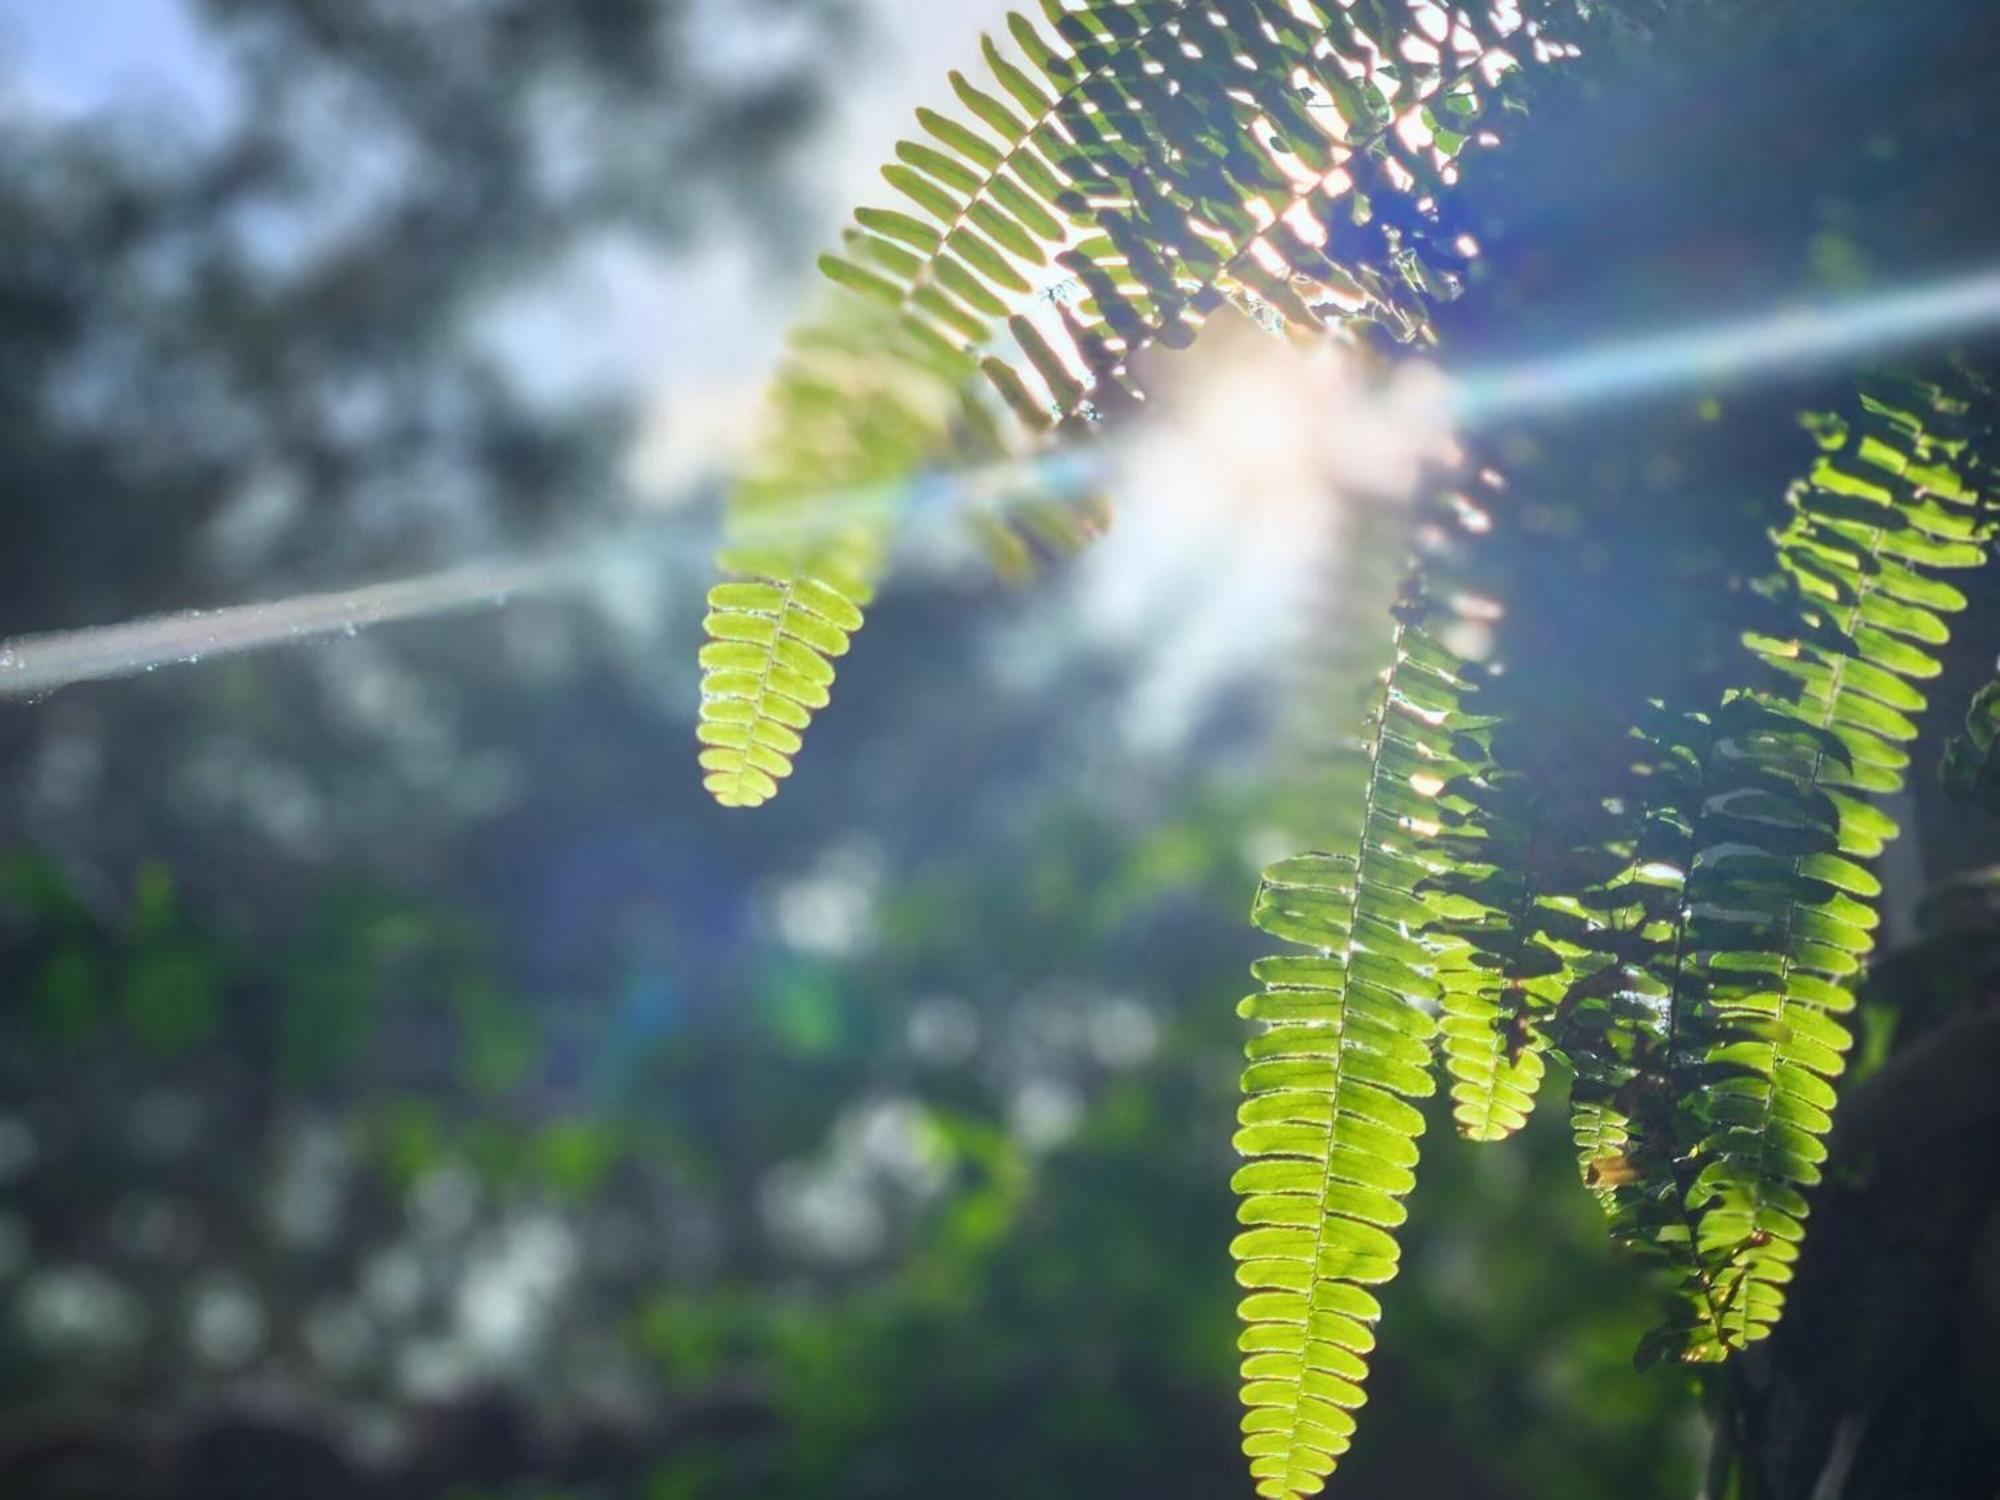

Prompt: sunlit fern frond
[
  {"left": 1668, "top": 378, "right": 1997, "bottom": 1351},
  {"left": 698, "top": 300, "right": 964, "bottom": 807},
  {"left": 909, "top": 0, "right": 1558, "bottom": 425},
  {"left": 699, "top": 577, "right": 865, "bottom": 808},
  {"left": 1551, "top": 379, "right": 1996, "bottom": 1363},
  {"left": 1233, "top": 608, "right": 1477, "bottom": 1498},
  {"left": 700, "top": 0, "right": 1570, "bottom": 808}
]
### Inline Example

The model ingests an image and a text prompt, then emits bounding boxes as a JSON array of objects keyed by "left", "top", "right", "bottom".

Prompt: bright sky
[
  {"left": 0, "top": 0, "right": 990, "bottom": 404},
  {"left": 0, "top": 0, "right": 236, "bottom": 129}
]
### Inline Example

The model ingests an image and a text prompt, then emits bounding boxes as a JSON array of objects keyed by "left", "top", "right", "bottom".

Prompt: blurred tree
[{"left": 0, "top": 0, "right": 846, "bottom": 902}]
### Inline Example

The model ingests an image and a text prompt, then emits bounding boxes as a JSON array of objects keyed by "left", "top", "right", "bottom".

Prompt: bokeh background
[{"left": 4, "top": 2, "right": 1998, "bottom": 1497}]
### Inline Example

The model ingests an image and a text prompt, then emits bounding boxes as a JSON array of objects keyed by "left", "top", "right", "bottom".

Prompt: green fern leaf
[
  {"left": 1556, "top": 380, "right": 1995, "bottom": 1363},
  {"left": 1675, "top": 379, "right": 1995, "bottom": 1350},
  {"left": 694, "top": 308, "right": 934, "bottom": 807},
  {"left": 1234, "top": 614, "right": 1475, "bottom": 1497},
  {"left": 997, "top": 0, "right": 1543, "bottom": 410},
  {"left": 699, "top": 0, "right": 1567, "bottom": 808},
  {"left": 698, "top": 578, "right": 865, "bottom": 808}
]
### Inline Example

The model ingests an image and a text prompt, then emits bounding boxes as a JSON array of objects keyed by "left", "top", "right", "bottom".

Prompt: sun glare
[{"left": 1067, "top": 315, "right": 1460, "bottom": 748}]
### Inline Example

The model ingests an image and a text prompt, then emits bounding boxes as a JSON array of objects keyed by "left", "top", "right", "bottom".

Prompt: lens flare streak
[{"left": 1448, "top": 265, "right": 2000, "bottom": 425}]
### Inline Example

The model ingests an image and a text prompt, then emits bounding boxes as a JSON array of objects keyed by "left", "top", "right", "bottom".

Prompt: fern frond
[
  {"left": 700, "top": 0, "right": 1568, "bottom": 808},
  {"left": 697, "top": 300, "right": 962, "bottom": 806},
  {"left": 1557, "top": 704, "right": 1745, "bottom": 1361},
  {"left": 1233, "top": 612, "right": 1475, "bottom": 1498},
  {"left": 1548, "top": 381, "right": 1995, "bottom": 1363},
  {"left": 1674, "top": 379, "right": 1995, "bottom": 1350},
  {"left": 968, "top": 0, "right": 1548, "bottom": 422}
]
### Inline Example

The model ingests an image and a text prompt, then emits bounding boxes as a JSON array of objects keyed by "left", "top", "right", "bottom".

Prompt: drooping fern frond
[
  {"left": 700, "top": 577, "right": 866, "bottom": 808},
  {"left": 697, "top": 301, "right": 953, "bottom": 807},
  {"left": 700, "top": 0, "right": 1570, "bottom": 807},
  {"left": 1668, "top": 379, "right": 1997, "bottom": 1351},
  {"left": 1543, "top": 379, "right": 1997, "bottom": 1363},
  {"left": 1603, "top": 696, "right": 1872, "bottom": 1362},
  {"left": 1233, "top": 606, "right": 1476, "bottom": 1498}
]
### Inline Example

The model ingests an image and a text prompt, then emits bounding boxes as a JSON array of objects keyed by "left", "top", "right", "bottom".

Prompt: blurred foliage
[{"left": 0, "top": 794, "right": 1700, "bottom": 1498}]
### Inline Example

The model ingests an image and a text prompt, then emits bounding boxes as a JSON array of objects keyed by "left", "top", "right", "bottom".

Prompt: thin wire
[
  {"left": 0, "top": 554, "right": 596, "bottom": 700},
  {"left": 0, "top": 455, "right": 1100, "bottom": 700}
]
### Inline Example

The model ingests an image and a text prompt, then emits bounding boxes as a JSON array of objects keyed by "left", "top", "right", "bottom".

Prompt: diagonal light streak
[{"left": 1446, "top": 265, "right": 2000, "bottom": 425}]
